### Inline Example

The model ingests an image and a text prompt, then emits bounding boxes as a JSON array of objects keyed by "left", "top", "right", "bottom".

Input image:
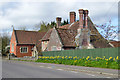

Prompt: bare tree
[
  {"left": 1, "top": 32, "right": 10, "bottom": 56},
  {"left": 33, "top": 21, "right": 48, "bottom": 31},
  {"left": 95, "top": 20, "right": 118, "bottom": 41}
]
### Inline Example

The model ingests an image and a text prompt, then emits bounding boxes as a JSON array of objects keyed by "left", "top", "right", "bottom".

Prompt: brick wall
[
  {"left": 47, "top": 28, "right": 62, "bottom": 51},
  {"left": 10, "top": 30, "right": 17, "bottom": 55},
  {"left": 10, "top": 30, "right": 35, "bottom": 57},
  {"left": 16, "top": 44, "right": 34, "bottom": 57}
]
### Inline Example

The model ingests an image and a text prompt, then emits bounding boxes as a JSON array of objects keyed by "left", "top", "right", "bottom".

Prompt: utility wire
[{"left": 104, "top": 0, "right": 118, "bottom": 23}]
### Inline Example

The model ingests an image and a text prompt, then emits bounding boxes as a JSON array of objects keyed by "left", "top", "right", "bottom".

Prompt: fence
[{"left": 41, "top": 47, "right": 119, "bottom": 58}]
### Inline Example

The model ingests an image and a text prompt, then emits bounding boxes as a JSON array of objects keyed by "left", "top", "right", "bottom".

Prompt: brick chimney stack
[
  {"left": 56, "top": 17, "right": 62, "bottom": 28},
  {"left": 84, "top": 10, "right": 89, "bottom": 28},
  {"left": 70, "top": 11, "right": 76, "bottom": 24},
  {"left": 78, "top": 9, "right": 84, "bottom": 29}
]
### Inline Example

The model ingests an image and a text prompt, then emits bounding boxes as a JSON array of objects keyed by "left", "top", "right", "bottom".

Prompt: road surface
[{"left": 2, "top": 60, "right": 118, "bottom": 78}]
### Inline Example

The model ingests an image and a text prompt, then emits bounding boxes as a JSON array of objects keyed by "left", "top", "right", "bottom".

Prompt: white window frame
[
  {"left": 44, "top": 41, "right": 47, "bottom": 44},
  {"left": 52, "top": 46, "right": 57, "bottom": 51},
  {"left": 20, "top": 47, "right": 28, "bottom": 53}
]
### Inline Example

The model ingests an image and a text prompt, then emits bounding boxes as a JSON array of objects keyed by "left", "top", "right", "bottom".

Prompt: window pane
[
  {"left": 52, "top": 46, "right": 57, "bottom": 51},
  {"left": 20, "top": 47, "right": 28, "bottom": 53}
]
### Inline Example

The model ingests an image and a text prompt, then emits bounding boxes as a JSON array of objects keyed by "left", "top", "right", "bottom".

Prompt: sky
[{"left": 0, "top": 0, "right": 119, "bottom": 40}]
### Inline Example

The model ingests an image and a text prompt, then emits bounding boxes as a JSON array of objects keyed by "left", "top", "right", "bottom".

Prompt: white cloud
[
  {"left": 0, "top": 0, "right": 118, "bottom": 34},
  {"left": 0, "top": 0, "right": 119, "bottom": 2}
]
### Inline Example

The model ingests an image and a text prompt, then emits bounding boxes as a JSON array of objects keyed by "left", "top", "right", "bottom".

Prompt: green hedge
[{"left": 42, "top": 47, "right": 119, "bottom": 58}]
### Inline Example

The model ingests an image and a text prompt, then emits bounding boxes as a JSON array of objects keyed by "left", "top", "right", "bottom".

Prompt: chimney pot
[
  {"left": 84, "top": 10, "right": 89, "bottom": 14},
  {"left": 78, "top": 9, "right": 84, "bottom": 29},
  {"left": 70, "top": 11, "right": 76, "bottom": 24},
  {"left": 78, "top": 9, "right": 84, "bottom": 14},
  {"left": 84, "top": 10, "right": 89, "bottom": 28},
  {"left": 56, "top": 17, "right": 62, "bottom": 28}
]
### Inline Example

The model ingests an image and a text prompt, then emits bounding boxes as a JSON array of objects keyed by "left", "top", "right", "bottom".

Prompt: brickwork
[
  {"left": 47, "top": 28, "right": 62, "bottom": 51},
  {"left": 78, "top": 9, "right": 84, "bottom": 29},
  {"left": 10, "top": 30, "right": 17, "bottom": 55},
  {"left": 16, "top": 44, "right": 34, "bottom": 57},
  {"left": 84, "top": 10, "right": 89, "bottom": 28},
  {"left": 70, "top": 12, "right": 76, "bottom": 24},
  {"left": 56, "top": 17, "right": 62, "bottom": 28},
  {"left": 10, "top": 30, "right": 45, "bottom": 57}
]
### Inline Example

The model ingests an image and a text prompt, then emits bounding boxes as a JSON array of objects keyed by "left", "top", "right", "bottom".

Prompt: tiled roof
[
  {"left": 59, "top": 24, "right": 70, "bottom": 29},
  {"left": 57, "top": 28, "right": 77, "bottom": 47},
  {"left": 90, "top": 35, "right": 112, "bottom": 48},
  {"left": 110, "top": 41, "right": 120, "bottom": 47},
  {"left": 41, "top": 29, "right": 53, "bottom": 41},
  {"left": 69, "top": 22, "right": 79, "bottom": 30},
  {"left": 59, "top": 16, "right": 112, "bottom": 48},
  {"left": 14, "top": 30, "right": 46, "bottom": 44},
  {"left": 87, "top": 17, "right": 112, "bottom": 48}
]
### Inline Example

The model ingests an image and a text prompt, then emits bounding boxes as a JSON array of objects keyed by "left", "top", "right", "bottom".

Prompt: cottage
[
  {"left": 41, "top": 9, "right": 112, "bottom": 51},
  {"left": 10, "top": 29, "right": 46, "bottom": 57},
  {"left": 41, "top": 27, "right": 77, "bottom": 51}
]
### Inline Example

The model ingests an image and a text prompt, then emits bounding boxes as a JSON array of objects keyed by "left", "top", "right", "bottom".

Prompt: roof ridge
[
  {"left": 15, "top": 30, "right": 47, "bottom": 33},
  {"left": 55, "top": 28, "right": 64, "bottom": 46},
  {"left": 57, "top": 28, "right": 69, "bottom": 30},
  {"left": 14, "top": 30, "right": 46, "bottom": 44},
  {"left": 15, "top": 30, "right": 39, "bottom": 32},
  {"left": 41, "top": 29, "right": 52, "bottom": 40},
  {"left": 69, "top": 22, "right": 75, "bottom": 28}
]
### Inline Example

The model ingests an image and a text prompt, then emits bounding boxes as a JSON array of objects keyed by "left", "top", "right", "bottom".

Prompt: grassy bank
[{"left": 36, "top": 56, "right": 119, "bottom": 69}]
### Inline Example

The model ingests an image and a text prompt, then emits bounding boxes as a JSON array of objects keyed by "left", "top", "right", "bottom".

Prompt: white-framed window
[
  {"left": 11, "top": 43, "right": 14, "bottom": 52},
  {"left": 52, "top": 46, "right": 57, "bottom": 51},
  {"left": 44, "top": 41, "right": 47, "bottom": 44},
  {"left": 20, "top": 47, "right": 28, "bottom": 53}
]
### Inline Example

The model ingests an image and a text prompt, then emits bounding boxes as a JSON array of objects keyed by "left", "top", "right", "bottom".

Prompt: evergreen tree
[
  {"left": 50, "top": 21, "right": 56, "bottom": 28},
  {"left": 61, "top": 19, "right": 69, "bottom": 26},
  {"left": 38, "top": 21, "right": 48, "bottom": 32},
  {"left": 35, "top": 21, "right": 56, "bottom": 32}
]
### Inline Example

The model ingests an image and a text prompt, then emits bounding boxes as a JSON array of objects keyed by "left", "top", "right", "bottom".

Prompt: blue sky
[{"left": 0, "top": 0, "right": 119, "bottom": 40}]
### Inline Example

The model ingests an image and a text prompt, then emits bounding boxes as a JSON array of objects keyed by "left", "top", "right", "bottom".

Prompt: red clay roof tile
[{"left": 15, "top": 30, "right": 46, "bottom": 44}]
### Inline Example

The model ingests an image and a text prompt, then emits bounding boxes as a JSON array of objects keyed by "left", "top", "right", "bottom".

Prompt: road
[{"left": 2, "top": 60, "right": 118, "bottom": 79}]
